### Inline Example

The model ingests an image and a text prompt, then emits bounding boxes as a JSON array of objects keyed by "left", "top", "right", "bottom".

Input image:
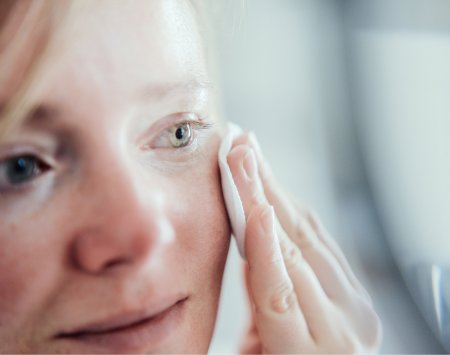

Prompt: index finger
[{"left": 246, "top": 203, "right": 311, "bottom": 353}]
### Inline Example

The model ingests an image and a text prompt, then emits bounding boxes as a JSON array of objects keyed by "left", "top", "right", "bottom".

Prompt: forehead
[
  {"left": 0, "top": 0, "right": 208, "bottom": 109},
  {"left": 64, "top": 1, "right": 206, "bottom": 80}
]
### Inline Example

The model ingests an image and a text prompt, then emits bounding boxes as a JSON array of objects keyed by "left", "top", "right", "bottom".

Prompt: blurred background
[{"left": 208, "top": 0, "right": 450, "bottom": 353}]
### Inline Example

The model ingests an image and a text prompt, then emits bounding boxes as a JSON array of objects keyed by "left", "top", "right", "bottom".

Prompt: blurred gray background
[{"left": 209, "top": 1, "right": 450, "bottom": 353}]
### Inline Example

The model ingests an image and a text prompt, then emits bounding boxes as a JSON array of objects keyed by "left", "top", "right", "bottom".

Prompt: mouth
[{"left": 55, "top": 296, "right": 188, "bottom": 352}]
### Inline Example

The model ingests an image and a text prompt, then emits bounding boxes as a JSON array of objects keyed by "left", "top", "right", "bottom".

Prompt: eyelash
[
  {"left": 172, "top": 118, "right": 214, "bottom": 146},
  {"left": 173, "top": 118, "right": 214, "bottom": 138},
  {"left": 0, "top": 118, "right": 215, "bottom": 193},
  {"left": 186, "top": 119, "right": 214, "bottom": 132},
  {"left": 140, "top": 116, "right": 214, "bottom": 151}
]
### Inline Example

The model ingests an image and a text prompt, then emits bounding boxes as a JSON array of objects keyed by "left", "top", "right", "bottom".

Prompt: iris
[
  {"left": 6, "top": 156, "right": 38, "bottom": 184},
  {"left": 169, "top": 123, "right": 192, "bottom": 148}
]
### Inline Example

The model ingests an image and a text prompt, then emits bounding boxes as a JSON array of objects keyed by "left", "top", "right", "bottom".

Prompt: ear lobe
[{"left": 218, "top": 122, "right": 247, "bottom": 259}]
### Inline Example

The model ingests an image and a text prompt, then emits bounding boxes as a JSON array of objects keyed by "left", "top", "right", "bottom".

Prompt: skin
[
  {"left": 0, "top": 0, "right": 382, "bottom": 353},
  {"left": 228, "top": 135, "right": 382, "bottom": 353},
  {"left": 0, "top": 1, "right": 229, "bottom": 353}
]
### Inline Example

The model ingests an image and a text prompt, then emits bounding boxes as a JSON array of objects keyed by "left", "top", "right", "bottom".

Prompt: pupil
[
  {"left": 16, "top": 159, "right": 28, "bottom": 172},
  {"left": 175, "top": 127, "right": 185, "bottom": 140},
  {"left": 6, "top": 156, "right": 36, "bottom": 184}
]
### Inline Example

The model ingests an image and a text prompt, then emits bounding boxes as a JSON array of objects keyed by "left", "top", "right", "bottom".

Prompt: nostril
[
  {"left": 103, "top": 257, "right": 129, "bottom": 270},
  {"left": 71, "top": 230, "right": 135, "bottom": 274}
]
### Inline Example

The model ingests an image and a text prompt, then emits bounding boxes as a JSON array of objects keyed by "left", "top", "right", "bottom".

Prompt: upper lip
[{"left": 56, "top": 295, "right": 188, "bottom": 337}]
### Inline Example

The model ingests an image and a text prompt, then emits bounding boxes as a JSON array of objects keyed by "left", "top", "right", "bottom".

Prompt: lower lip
[{"left": 57, "top": 298, "right": 187, "bottom": 353}]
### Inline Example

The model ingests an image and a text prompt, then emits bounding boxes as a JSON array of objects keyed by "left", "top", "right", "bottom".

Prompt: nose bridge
[
  {"left": 99, "top": 160, "right": 144, "bottom": 216},
  {"left": 88, "top": 140, "right": 153, "bottom": 216},
  {"left": 72, "top": 144, "right": 174, "bottom": 274},
  {"left": 89, "top": 142, "right": 171, "bottom": 229}
]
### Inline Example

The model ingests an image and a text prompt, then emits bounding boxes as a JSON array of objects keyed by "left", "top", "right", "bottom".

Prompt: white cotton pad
[{"left": 218, "top": 122, "right": 247, "bottom": 259}]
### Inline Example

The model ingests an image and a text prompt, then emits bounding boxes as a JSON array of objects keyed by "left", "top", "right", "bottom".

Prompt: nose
[{"left": 71, "top": 154, "right": 175, "bottom": 275}]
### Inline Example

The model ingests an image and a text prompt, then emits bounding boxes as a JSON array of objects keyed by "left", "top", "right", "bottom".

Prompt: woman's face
[{"left": 0, "top": 1, "right": 230, "bottom": 353}]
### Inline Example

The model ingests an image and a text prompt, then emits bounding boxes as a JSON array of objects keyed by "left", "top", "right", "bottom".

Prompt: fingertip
[
  {"left": 226, "top": 144, "right": 248, "bottom": 174},
  {"left": 232, "top": 131, "right": 252, "bottom": 148},
  {"left": 227, "top": 143, "right": 245, "bottom": 162}
]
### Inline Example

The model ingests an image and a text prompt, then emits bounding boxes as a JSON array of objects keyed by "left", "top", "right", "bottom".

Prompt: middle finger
[{"left": 227, "top": 142, "right": 359, "bottom": 304}]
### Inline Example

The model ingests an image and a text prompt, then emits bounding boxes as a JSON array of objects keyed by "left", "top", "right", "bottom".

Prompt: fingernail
[
  {"left": 261, "top": 205, "right": 275, "bottom": 235},
  {"left": 242, "top": 148, "right": 257, "bottom": 180}
]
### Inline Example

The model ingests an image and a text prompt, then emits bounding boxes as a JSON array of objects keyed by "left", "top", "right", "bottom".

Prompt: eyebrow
[
  {"left": 0, "top": 103, "right": 60, "bottom": 129},
  {"left": 0, "top": 80, "right": 215, "bottom": 127},
  {"left": 139, "top": 80, "right": 215, "bottom": 101},
  {"left": 19, "top": 105, "right": 60, "bottom": 128}
]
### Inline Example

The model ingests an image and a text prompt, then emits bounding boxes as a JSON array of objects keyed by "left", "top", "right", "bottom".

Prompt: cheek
[
  {"left": 167, "top": 140, "right": 231, "bottom": 283},
  {"left": 163, "top": 143, "right": 231, "bottom": 352},
  {"left": 0, "top": 227, "right": 62, "bottom": 344},
  {"left": 177, "top": 166, "right": 229, "bottom": 258}
]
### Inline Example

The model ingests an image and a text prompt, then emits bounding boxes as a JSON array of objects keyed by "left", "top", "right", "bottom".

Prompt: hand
[{"left": 226, "top": 132, "right": 382, "bottom": 354}]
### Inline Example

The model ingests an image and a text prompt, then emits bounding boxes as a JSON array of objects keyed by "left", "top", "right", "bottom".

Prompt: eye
[
  {"left": 0, "top": 155, "right": 48, "bottom": 186},
  {"left": 169, "top": 122, "right": 192, "bottom": 148},
  {"left": 145, "top": 116, "right": 214, "bottom": 151}
]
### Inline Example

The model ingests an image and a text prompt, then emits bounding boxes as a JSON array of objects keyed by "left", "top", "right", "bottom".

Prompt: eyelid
[
  {"left": 0, "top": 145, "right": 57, "bottom": 167},
  {"left": 137, "top": 112, "right": 214, "bottom": 150}
]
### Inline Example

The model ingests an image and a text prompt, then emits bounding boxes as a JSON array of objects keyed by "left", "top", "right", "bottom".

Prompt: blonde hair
[
  {"left": 0, "top": 0, "right": 237, "bottom": 139},
  {"left": 0, "top": 1, "right": 73, "bottom": 139}
]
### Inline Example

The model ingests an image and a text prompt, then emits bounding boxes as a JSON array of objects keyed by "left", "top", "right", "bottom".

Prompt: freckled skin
[{"left": 0, "top": 1, "right": 230, "bottom": 353}]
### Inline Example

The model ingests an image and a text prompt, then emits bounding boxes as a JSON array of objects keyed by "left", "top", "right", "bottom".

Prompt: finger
[
  {"left": 245, "top": 133, "right": 368, "bottom": 300},
  {"left": 239, "top": 332, "right": 261, "bottom": 355},
  {"left": 229, "top": 133, "right": 297, "bottom": 236},
  {"left": 240, "top": 263, "right": 259, "bottom": 353},
  {"left": 227, "top": 145, "right": 266, "bottom": 218},
  {"left": 246, "top": 203, "right": 309, "bottom": 353},
  {"left": 276, "top": 222, "right": 340, "bottom": 337},
  {"left": 247, "top": 132, "right": 299, "bottom": 236},
  {"left": 231, "top": 131, "right": 252, "bottom": 149},
  {"left": 291, "top": 216, "right": 363, "bottom": 304},
  {"left": 229, "top": 143, "right": 354, "bottom": 346},
  {"left": 305, "top": 211, "right": 373, "bottom": 302},
  {"left": 229, "top": 140, "right": 358, "bottom": 303},
  {"left": 239, "top": 308, "right": 261, "bottom": 355},
  {"left": 242, "top": 262, "right": 254, "bottom": 306},
  {"left": 276, "top": 222, "right": 381, "bottom": 349},
  {"left": 231, "top": 132, "right": 380, "bottom": 351},
  {"left": 229, "top": 144, "right": 337, "bottom": 324}
]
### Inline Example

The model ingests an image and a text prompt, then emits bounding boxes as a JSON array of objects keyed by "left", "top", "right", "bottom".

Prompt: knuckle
[
  {"left": 305, "top": 208, "right": 319, "bottom": 225},
  {"left": 294, "top": 218, "right": 316, "bottom": 249},
  {"left": 303, "top": 208, "right": 321, "bottom": 229},
  {"left": 306, "top": 209, "right": 326, "bottom": 236},
  {"left": 270, "top": 283, "right": 297, "bottom": 314},
  {"left": 250, "top": 188, "right": 264, "bottom": 206},
  {"left": 269, "top": 253, "right": 285, "bottom": 267},
  {"left": 280, "top": 239, "right": 303, "bottom": 270}
]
